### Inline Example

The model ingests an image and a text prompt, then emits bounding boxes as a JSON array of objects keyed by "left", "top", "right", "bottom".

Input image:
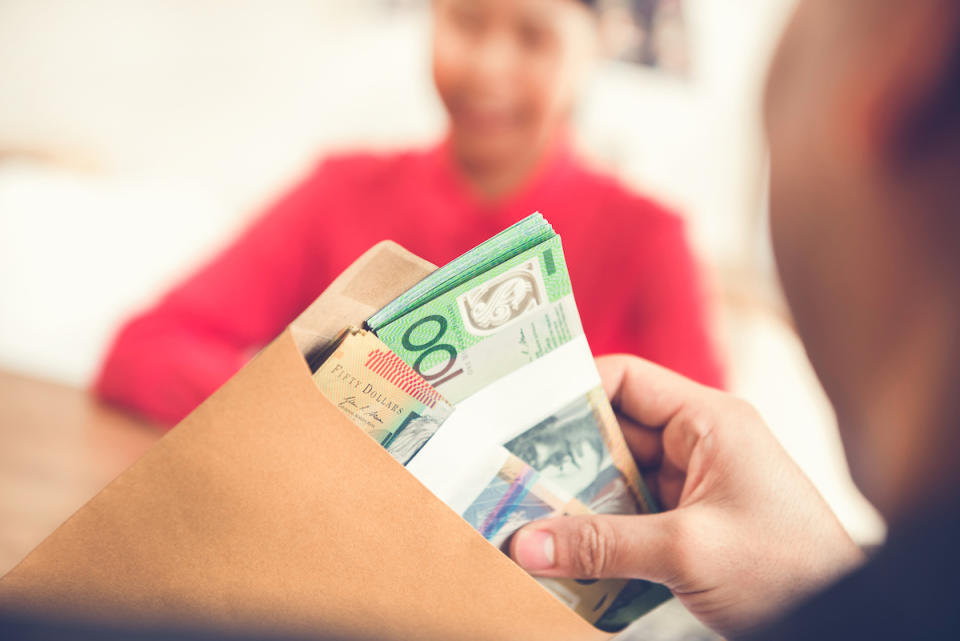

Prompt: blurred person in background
[
  {"left": 510, "top": 0, "right": 960, "bottom": 638},
  {"left": 96, "top": 0, "right": 723, "bottom": 427}
]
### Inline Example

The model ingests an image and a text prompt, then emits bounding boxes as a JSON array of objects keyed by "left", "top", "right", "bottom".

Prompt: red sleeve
[
  {"left": 95, "top": 164, "right": 333, "bottom": 427},
  {"left": 623, "top": 214, "right": 725, "bottom": 389}
]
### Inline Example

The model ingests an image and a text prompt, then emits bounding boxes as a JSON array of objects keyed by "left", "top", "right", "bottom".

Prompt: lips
[{"left": 454, "top": 99, "right": 522, "bottom": 133}]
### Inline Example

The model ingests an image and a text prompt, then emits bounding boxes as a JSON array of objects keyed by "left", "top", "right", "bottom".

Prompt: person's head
[
  {"left": 431, "top": 0, "right": 597, "bottom": 176},
  {"left": 765, "top": 0, "right": 960, "bottom": 521}
]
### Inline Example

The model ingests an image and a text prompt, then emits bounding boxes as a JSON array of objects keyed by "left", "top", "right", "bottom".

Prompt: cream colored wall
[
  {"left": 0, "top": 0, "right": 441, "bottom": 384},
  {"left": 0, "top": 0, "right": 884, "bottom": 544}
]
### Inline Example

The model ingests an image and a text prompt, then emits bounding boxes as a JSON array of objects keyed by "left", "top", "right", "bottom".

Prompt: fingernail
[{"left": 515, "top": 529, "right": 555, "bottom": 571}]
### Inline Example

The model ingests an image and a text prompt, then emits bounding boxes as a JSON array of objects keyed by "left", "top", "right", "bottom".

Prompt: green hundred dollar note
[
  {"left": 310, "top": 328, "right": 454, "bottom": 465},
  {"left": 372, "top": 232, "right": 580, "bottom": 404},
  {"left": 367, "top": 213, "right": 556, "bottom": 331}
]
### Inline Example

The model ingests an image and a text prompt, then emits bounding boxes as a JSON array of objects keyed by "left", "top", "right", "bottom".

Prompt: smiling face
[{"left": 432, "top": 0, "right": 595, "bottom": 172}]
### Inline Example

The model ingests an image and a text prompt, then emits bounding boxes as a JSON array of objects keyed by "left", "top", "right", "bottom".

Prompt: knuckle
[
  {"left": 678, "top": 407, "right": 714, "bottom": 440},
  {"left": 729, "top": 396, "right": 763, "bottom": 423},
  {"left": 725, "top": 397, "right": 769, "bottom": 442},
  {"left": 683, "top": 395, "right": 765, "bottom": 443},
  {"left": 571, "top": 518, "right": 616, "bottom": 578}
]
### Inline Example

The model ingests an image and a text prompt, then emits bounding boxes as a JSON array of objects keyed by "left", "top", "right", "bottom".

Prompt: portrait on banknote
[
  {"left": 456, "top": 259, "right": 548, "bottom": 337},
  {"left": 503, "top": 393, "right": 636, "bottom": 514}
]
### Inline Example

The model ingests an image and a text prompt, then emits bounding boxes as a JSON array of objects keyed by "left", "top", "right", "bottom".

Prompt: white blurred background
[{"left": 0, "top": 0, "right": 884, "bottom": 550}]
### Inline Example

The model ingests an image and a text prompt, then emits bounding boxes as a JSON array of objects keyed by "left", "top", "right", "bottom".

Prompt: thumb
[{"left": 509, "top": 513, "right": 682, "bottom": 585}]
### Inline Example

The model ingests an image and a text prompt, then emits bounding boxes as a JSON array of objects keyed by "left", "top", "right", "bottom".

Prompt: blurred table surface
[{"left": 0, "top": 368, "right": 160, "bottom": 576}]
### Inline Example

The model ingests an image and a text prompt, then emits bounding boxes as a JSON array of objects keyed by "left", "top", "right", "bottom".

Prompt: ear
[{"left": 856, "top": 1, "right": 960, "bottom": 168}]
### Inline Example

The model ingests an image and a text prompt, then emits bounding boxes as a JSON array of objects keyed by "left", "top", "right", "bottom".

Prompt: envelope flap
[
  {"left": 290, "top": 241, "right": 436, "bottom": 361},
  {"left": 0, "top": 330, "right": 605, "bottom": 640}
]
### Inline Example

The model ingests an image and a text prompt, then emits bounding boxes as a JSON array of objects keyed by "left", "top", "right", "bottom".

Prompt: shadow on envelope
[{"left": 0, "top": 242, "right": 609, "bottom": 641}]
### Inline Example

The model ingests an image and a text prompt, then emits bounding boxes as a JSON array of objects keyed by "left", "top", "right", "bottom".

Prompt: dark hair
[
  {"left": 900, "top": 13, "right": 960, "bottom": 159},
  {"left": 930, "top": 27, "right": 960, "bottom": 136}
]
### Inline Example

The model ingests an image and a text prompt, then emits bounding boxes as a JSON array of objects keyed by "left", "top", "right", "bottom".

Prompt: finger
[
  {"left": 509, "top": 513, "right": 681, "bottom": 585},
  {"left": 595, "top": 354, "right": 714, "bottom": 430},
  {"left": 655, "top": 463, "right": 687, "bottom": 510},
  {"left": 620, "top": 419, "right": 663, "bottom": 468}
]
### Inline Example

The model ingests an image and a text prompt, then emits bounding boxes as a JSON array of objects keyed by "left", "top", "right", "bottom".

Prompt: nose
[{"left": 470, "top": 31, "right": 520, "bottom": 87}]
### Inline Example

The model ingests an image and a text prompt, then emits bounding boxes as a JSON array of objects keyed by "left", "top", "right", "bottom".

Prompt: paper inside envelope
[{"left": 0, "top": 241, "right": 609, "bottom": 641}]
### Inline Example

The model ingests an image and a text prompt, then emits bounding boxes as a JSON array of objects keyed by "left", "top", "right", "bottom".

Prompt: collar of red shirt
[{"left": 427, "top": 131, "right": 577, "bottom": 227}]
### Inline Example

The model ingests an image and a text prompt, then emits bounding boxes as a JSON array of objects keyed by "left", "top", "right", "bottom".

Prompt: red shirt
[{"left": 96, "top": 141, "right": 724, "bottom": 427}]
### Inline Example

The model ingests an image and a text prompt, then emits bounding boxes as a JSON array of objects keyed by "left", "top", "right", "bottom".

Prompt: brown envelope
[{"left": 0, "top": 242, "right": 609, "bottom": 641}]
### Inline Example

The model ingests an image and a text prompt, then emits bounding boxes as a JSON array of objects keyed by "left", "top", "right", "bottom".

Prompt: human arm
[{"left": 94, "top": 166, "right": 333, "bottom": 427}]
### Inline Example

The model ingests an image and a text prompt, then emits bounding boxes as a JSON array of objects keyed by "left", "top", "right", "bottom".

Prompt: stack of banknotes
[{"left": 309, "top": 213, "right": 671, "bottom": 632}]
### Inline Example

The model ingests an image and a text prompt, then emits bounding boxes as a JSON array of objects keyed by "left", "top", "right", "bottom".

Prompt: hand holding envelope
[{"left": 0, "top": 215, "right": 669, "bottom": 639}]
